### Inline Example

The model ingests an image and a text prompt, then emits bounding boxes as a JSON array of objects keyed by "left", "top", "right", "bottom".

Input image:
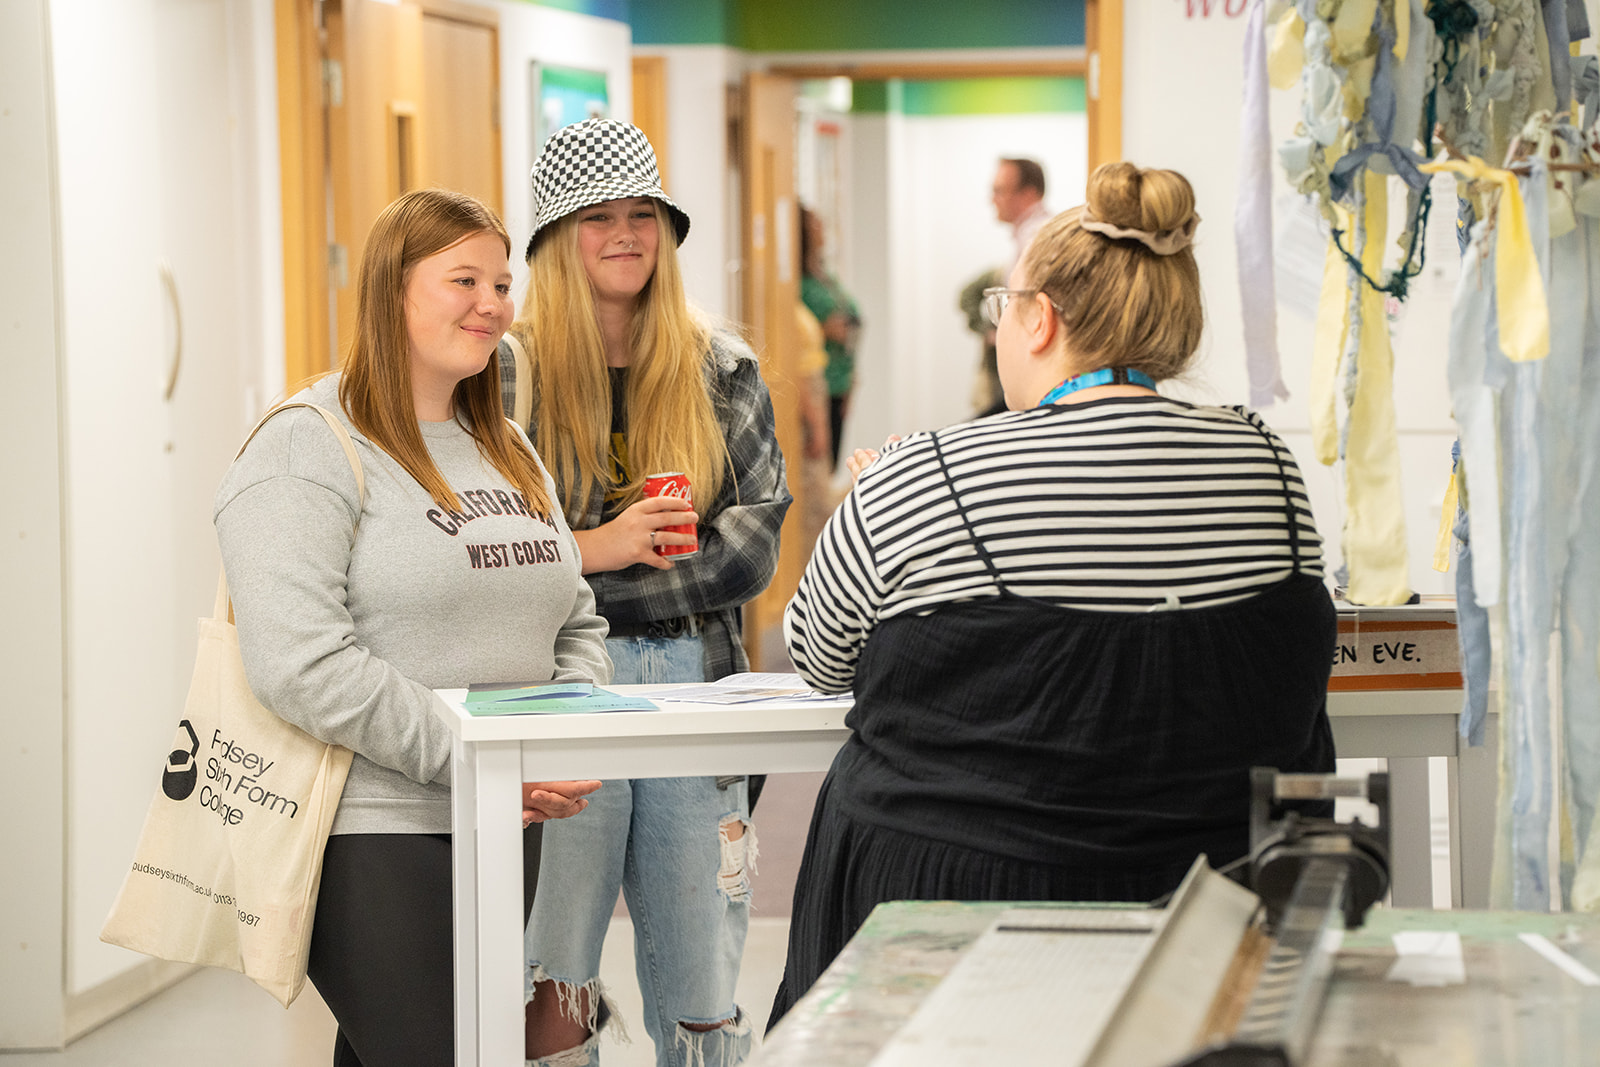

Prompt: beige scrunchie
[{"left": 1078, "top": 208, "right": 1199, "bottom": 255}]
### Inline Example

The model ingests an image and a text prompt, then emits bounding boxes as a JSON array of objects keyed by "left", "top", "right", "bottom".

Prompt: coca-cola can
[{"left": 643, "top": 471, "right": 698, "bottom": 557}]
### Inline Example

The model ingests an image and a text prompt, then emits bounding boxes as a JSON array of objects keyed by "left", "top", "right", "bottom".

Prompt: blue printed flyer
[{"left": 465, "top": 680, "right": 657, "bottom": 716}]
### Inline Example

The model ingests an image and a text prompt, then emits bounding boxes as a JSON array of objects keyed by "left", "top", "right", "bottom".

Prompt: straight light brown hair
[
  {"left": 510, "top": 207, "right": 726, "bottom": 525},
  {"left": 1023, "top": 162, "right": 1203, "bottom": 382},
  {"left": 339, "top": 188, "right": 555, "bottom": 520}
]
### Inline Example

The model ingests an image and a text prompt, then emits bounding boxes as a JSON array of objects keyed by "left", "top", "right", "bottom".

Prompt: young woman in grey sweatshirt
[{"left": 215, "top": 189, "right": 609, "bottom": 1066}]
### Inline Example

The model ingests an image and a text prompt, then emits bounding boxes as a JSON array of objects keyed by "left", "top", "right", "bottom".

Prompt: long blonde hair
[
  {"left": 339, "top": 189, "right": 555, "bottom": 521},
  {"left": 511, "top": 209, "right": 725, "bottom": 524},
  {"left": 1023, "top": 162, "right": 1203, "bottom": 381}
]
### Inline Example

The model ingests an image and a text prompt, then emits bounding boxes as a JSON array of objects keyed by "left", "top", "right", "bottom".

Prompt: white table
[
  {"left": 1325, "top": 687, "right": 1495, "bottom": 910},
  {"left": 431, "top": 686, "right": 851, "bottom": 1067},
  {"left": 431, "top": 682, "right": 1483, "bottom": 1065}
]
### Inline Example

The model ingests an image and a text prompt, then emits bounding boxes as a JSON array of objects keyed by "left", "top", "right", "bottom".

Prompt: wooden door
[
  {"left": 739, "top": 72, "right": 804, "bottom": 670},
  {"left": 281, "top": 0, "right": 501, "bottom": 377},
  {"left": 420, "top": 2, "right": 502, "bottom": 212},
  {"left": 631, "top": 55, "right": 670, "bottom": 187},
  {"left": 1085, "top": 0, "right": 1124, "bottom": 170},
  {"left": 276, "top": 0, "right": 331, "bottom": 389},
  {"left": 326, "top": 0, "right": 421, "bottom": 365}
]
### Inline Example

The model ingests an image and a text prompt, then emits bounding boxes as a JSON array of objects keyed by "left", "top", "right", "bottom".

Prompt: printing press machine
[{"left": 755, "top": 769, "right": 1600, "bottom": 1067}]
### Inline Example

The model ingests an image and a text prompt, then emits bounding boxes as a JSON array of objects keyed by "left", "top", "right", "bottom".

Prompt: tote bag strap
[
  {"left": 216, "top": 401, "right": 367, "bottom": 623},
  {"left": 505, "top": 330, "right": 534, "bottom": 430},
  {"left": 235, "top": 402, "right": 367, "bottom": 505}
]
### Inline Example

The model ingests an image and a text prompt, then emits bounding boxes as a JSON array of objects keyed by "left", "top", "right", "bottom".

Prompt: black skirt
[
  {"left": 767, "top": 771, "right": 1200, "bottom": 1029},
  {"left": 768, "top": 575, "right": 1336, "bottom": 1029}
]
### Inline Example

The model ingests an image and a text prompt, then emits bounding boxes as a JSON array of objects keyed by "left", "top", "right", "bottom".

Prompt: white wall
[
  {"left": 496, "top": 2, "right": 634, "bottom": 304},
  {"left": 865, "top": 110, "right": 1088, "bottom": 450},
  {"left": 633, "top": 44, "right": 748, "bottom": 319},
  {"left": 1122, "top": 0, "right": 1458, "bottom": 596},
  {"left": 841, "top": 113, "right": 895, "bottom": 462},
  {"left": 51, "top": 0, "right": 279, "bottom": 1001},
  {"left": 0, "top": 0, "right": 68, "bottom": 1046}
]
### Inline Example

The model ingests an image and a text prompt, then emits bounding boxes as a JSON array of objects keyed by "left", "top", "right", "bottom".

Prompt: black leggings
[{"left": 308, "top": 829, "right": 541, "bottom": 1067}]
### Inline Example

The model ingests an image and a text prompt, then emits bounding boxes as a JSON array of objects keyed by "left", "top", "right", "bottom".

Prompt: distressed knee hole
[
  {"left": 716, "top": 814, "right": 758, "bottom": 903},
  {"left": 525, "top": 967, "right": 629, "bottom": 1046},
  {"left": 535, "top": 1036, "right": 599, "bottom": 1067},
  {"left": 673, "top": 1008, "right": 752, "bottom": 1067}
]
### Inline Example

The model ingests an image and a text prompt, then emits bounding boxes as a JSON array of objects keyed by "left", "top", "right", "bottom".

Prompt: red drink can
[{"left": 643, "top": 471, "right": 697, "bottom": 557}]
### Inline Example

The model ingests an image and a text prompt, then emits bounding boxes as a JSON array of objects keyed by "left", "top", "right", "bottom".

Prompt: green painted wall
[
  {"left": 631, "top": 0, "right": 1083, "bottom": 49},
  {"left": 902, "top": 77, "right": 1085, "bottom": 115},
  {"left": 848, "top": 80, "right": 894, "bottom": 114},
  {"left": 627, "top": 0, "right": 734, "bottom": 45},
  {"left": 847, "top": 77, "right": 1083, "bottom": 116}
]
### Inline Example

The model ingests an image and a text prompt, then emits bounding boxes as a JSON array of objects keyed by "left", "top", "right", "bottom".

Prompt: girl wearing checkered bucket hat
[{"left": 498, "top": 119, "right": 790, "bottom": 1067}]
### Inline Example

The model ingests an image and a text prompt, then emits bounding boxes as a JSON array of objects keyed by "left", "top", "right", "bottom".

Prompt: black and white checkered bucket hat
[{"left": 524, "top": 118, "right": 690, "bottom": 260}]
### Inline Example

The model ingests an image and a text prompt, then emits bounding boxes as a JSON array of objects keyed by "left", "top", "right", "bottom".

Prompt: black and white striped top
[{"left": 785, "top": 396, "right": 1325, "bottom": 692}]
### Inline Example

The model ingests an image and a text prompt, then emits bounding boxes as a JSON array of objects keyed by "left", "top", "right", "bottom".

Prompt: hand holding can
[{"left": 643, "top": 472, "right": 698, "bottom": 557}]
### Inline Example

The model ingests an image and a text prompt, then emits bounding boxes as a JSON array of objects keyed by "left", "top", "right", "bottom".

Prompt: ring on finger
[{"left": 649, "top": 530, "right": 657, "bottom": 548}]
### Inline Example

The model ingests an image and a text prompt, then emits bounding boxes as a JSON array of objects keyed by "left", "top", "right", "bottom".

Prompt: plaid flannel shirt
[{"left": 498, "top": 330, "right": 791, "bottom": 679}]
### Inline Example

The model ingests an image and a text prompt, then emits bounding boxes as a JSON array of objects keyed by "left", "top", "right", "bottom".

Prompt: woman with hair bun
[{"left": 769, "top": 162, "right": 1337, "bottom": 1023}]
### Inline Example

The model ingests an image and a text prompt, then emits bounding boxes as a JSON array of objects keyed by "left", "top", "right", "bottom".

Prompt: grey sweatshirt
[{"left": 214, "top": 375, "right": 611, "bottom": 835}]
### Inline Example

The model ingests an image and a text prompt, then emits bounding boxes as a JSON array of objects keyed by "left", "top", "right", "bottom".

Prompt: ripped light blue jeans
[{"left": 525, "top": 633, "right": 755, "bottom": 1067}]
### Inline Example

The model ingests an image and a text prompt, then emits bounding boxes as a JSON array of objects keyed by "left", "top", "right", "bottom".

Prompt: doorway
[
  {"left": 733, "top": 51, "right": 1113, "bottom": 667},
  {"left": 276, "top": 0, "right": 503, "bottom": 384}
]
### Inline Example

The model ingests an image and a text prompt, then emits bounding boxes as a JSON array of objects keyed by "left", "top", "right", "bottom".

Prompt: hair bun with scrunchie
[
  {"left": 1077, "top": 208, "right": 1199, "bottom": 255},
  {"left": 1079, "top": 162, "right": 1199, "bottom": 256}
]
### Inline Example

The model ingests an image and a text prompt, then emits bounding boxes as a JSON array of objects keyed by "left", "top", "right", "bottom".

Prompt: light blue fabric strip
[
  {"left": 1449, "top": 219, "right": 1505, "bottom": 608},
  {"left": 1548, "top": 157, "right": 1600, "bottom": 905},
  {"left": 1503, "top": 164, "right": 1556, "bottom": 911},
  {"left": 1326, "top": 14, "right": 1430, "bottom": 203},
  {"left": 1387, "top": 0, "right": 1434, "bottom": 159},
  {"left": 1448, "top": 216, "right": 1499, "bottom": 750},
  {"left": 1573, "top": 55, "right": 1600, "bottom": 131},
  {"left": 1569, "top": 0, "right": 1592, "bottom": 39},
  {"left": 1542, "top": 0, "right": 1573, "bottom": 110},
  {"left": 1452, "top": 454, "right": 1492, "bottom": 748},
  {"left": 1337, "top": 179, "right": 1365, "bottom": 468}
]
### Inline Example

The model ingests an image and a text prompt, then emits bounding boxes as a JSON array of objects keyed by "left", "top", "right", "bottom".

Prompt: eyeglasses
[{"left": 981, "top": 286, "right": 1065, "bottom": 328}]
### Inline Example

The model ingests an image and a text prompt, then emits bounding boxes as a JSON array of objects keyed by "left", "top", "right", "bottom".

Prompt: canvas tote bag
[{"left": 101, "top": 402, "right": 362, "bottom": 1007}]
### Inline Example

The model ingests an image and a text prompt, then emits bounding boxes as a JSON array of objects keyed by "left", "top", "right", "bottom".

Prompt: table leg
[
  {"left": 1451, "top": 714, "right": 1498, "bottom": 909},
  {"left": 474, "top": 741, "right": 525, "bottom": 1066},
  {"left": 452, "top": 739, "right": 480, "bottom": 1067},
  {"left": 1387, "top": 756, "right": 1434, "bottom": 908}
]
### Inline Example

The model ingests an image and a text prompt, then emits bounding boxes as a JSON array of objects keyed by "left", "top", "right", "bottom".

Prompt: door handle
[{"left": 159, "top": 260, "right": 182, "bottom": 401}]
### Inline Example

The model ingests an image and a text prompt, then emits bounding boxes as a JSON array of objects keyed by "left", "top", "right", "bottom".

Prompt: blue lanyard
[{"left": 1037, "top": 367, "right": 1158, "bottom": 406}]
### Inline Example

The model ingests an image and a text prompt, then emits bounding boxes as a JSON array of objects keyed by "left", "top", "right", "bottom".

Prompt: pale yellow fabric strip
[
  {"left": 1343, "top": 172, "right": 1412, "bottom": 605},
  {"left": 1421, "top": 158, "right": 1550, "bottom": 362},
  {"left": 1343, "top": 55, "right": 1377, "bottom": 123},
  {"left": 1492, "top": 173, "right": 1550, "bottom": 361},
  {"left": 1309, "top": 227, "right": 1350, "bottom": 466},
  {"left": 1393, "top": 0, "right": 1409, "bottom": 62},
  {"left": 1331, "top": 0, "right": 1378, "bottom": 63},
  {"left": 1267, "top": 8, "right": 1306, "bottom": 89},
  {"left": 1432, "top": 468, "right": 1459, "bottom": 572}
]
